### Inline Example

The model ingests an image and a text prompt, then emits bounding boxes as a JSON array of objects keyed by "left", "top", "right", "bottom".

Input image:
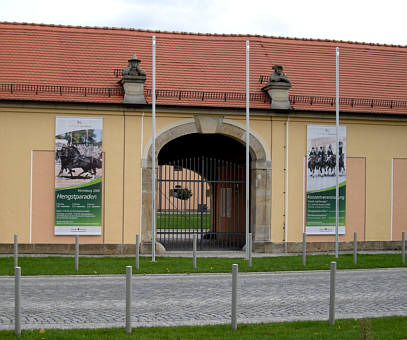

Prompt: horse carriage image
[{"left": 56, "top": 140, "right": 102, "bottom": 180}]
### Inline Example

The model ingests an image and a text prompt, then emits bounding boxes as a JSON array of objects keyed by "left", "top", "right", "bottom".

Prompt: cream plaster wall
[
  {"left": 102, "top": 114, "right": 125, "bottom": 243},
  {"left": 0, "top": 107, "right": 127, "bottom": 244},
  {"left": 286, "top": 119, "right": 307, "bottom": 242},
  {"left": 347, "top": 121, "right": 407, "bottom": 240},
  {"left": 274, "top": 117, "right": 407, "bottom": 243},
  {"left": 123, "top": 114, "right": 143, "bottom": 243},
  {"left": 393, "top": 159, "right": 407, "bottom": 240},
  {"left": 0, "top": 110, "right": 53, "bottom": 243},
  {"left": 2, "top": 104, "right": 407, "bottom": 246},
  {"left": 270, "top": 118, "right": 286, "bottom": 242},
  {"left": 231, "top": 116, "right": 272, "bottom": 157}
]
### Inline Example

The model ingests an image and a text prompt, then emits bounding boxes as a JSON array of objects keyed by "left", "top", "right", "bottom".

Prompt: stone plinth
[
  {"left": 122, "top": 80, "right": 147, "bottom": 104},
  {"left": 263, "top": 82, "right": 292, "bottom": 110},
  {"left": 120, "top": 53, "right": 147, "bottom": 104}
]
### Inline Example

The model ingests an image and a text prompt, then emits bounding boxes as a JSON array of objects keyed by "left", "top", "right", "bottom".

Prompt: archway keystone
[{"left": 194, "top": 115, "right": 223, "bottom": 134}]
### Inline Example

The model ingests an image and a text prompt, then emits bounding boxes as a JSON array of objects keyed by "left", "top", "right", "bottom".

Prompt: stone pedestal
[
  {"left": 263, "top": 82, "right": 291, "bottom": 110},
  {"left": 250, "top": 160, "right": 272, "bottom": 243},
  {"left": 122, "top": 80, "right": 147, "bottom": 104},
  {"left": 120, "top": 53, "right": 147, "bottom": 104},
  {"left": 140, "top": 241, "right": 166, "bottom": 255},
  {"left": 141, "top": 166, "right": 166, "bottom": 253}
]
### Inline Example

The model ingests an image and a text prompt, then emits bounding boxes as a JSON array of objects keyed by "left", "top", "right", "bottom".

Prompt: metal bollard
[
  {"left": 193, "top": 234, "right": 197, "bottom": 269},
  {"left": 353, "top": 232, "right": 357, "bottom": 265},
  {"left": 126, "top": 266, "right": 132, "bottom": 334},
  {"left": 135, "top": 235, "right": 140, "bottom": 270},
  {"left": 231, "top": 264, "right": 238, "bottom": 330},
  {"left": 302, "top": 232, "right": 307, "bottom": 267},
  {"left": 15, "top": 266, "right": 21, "bottom": 336},
  {"left": 402, "top": 231, "right": 405, "bottom": 265},
  {"left": 75, "top": 234, "right": 79, "bottom": 271},
  {"left": 248, "top": 233, "right": 253, "bottom": 268},
  {"left": 329, "top": 261, "right": 336, "bottom": 326},
  {"left": 14, "top": 234, "right": 18, "bottom": 269}
]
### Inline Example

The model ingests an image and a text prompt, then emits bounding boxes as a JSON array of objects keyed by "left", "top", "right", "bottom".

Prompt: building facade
[{"left": 1, "top": 22, "right": 407, "bottom": 253}]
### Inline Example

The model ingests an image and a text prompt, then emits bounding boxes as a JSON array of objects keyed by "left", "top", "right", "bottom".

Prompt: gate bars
[{"left": 157, "top": 157, "right": 247, "bottom": 250}]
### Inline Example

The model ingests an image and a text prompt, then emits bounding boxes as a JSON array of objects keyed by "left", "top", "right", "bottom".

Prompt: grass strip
[
  {"left": 1, "top": 316, "right": 407, "bottom": 339},
  {"left": 0, "top": 253, "right": 406, "bottom": 276},
  {"left": 157, "top": 213, "right": 210, "bottom": 229}
]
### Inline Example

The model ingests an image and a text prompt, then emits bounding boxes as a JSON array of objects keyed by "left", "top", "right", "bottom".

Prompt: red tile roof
[{"left": 0, "top": 22, "right": 406, "bottom": 114}]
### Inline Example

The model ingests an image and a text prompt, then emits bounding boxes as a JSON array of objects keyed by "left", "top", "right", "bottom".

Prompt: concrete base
[
  {"left": 254, "top": 241, "right": 404, "bottom": 253},
  {"left": 0, "top": 241, "right": 404, "bottom": 255},
  {"left": 0, "top": 243, "right": 164, "bottom": 255},
  {"left": 140, "top": 241, "right": 166, "bottom": 255}
]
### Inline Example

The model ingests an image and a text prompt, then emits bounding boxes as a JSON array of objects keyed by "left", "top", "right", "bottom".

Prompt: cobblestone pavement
[{"left": 1, "top": 268, "right": 407, "bottom": 330}]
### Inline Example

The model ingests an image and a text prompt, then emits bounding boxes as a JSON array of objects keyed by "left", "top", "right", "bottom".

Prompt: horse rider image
[
  {"left": 309, "top": 146, "right": 317, "bottom": 158},
  {"left": 327, "top": 144, "right": 334, "bottom": 157},
  {"left": 317, "top": 146, "right": 325, "bottom": 160},
  {"left": 339, "top": 141, "right": 343, "bottom": 157}
]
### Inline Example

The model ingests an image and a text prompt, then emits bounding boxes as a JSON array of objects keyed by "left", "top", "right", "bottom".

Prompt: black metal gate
[{"left": 157, "top": 156, "right": 246, "bottom": 250}]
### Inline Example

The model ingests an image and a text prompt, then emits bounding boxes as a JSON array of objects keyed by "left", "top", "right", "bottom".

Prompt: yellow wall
[
  {"left": 123, "top": 114, "right": 142, "bottom": 244},
  {"left": 0, "top": 106, "right": 128, "bottom": 244},
  {"left": 0, "top": 110, "right": 53, "bottom": 243},
  {"left": 102, "top": 114, "right": 125, "bottom": 243},
  {"left": 347, "top": 121, "right": 407, "bottom": 240},
  {"left": 271, "top": 117, "right": 286, "bottom": 242},
  {"left": 271, "top": 116, "right": 407, "bottom": 242},
  {"left": 1, "top": 104, "right": 407, "bottom": 245}
]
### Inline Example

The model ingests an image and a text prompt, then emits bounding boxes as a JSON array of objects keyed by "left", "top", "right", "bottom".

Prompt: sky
[{"left": 1, "top": 0, "right": 406, "bottom": 46}]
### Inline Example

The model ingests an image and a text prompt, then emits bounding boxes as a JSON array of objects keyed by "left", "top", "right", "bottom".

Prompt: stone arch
[{"left": 141, "top": 116, "right": 271, "bottom": 252}]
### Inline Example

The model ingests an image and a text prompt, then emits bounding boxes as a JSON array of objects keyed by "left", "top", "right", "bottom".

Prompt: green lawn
[
  {"left": 157, "top": 212, "right": 210, "bottom": 229},
  {"left": 1, "top": 253, "right": 406, "bottom": 276},
  {"left": 1, "top": 316, "right": 406, "bottom": 339}
]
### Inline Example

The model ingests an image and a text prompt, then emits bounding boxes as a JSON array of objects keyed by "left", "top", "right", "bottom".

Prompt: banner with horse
[
  {"left": 306, "top": 125, "right": 346, "bottom": 235},
  {"left": 55, "top": 117, "right": 103, "bottom": 235}
]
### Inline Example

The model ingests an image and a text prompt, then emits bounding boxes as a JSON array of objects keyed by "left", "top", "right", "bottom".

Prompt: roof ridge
[{"left": 1, "top": 21, "right": 406, "bottom": 49}]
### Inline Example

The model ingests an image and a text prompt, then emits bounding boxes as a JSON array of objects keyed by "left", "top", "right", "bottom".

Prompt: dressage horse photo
[
  {"left": 308, "top": 153, "right": 345, "bottom": 177},
  {"left": 57, "top": 145, "right": 102, "bottom": 178}
]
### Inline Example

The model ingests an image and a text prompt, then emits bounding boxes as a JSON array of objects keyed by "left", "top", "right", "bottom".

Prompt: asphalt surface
[{"left": 1, "top": 268, "right": 407, "bottom": 330}]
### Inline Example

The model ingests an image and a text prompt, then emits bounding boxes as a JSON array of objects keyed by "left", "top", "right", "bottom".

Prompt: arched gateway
[{"left": 141, "top": 116, "right": 271, "bottom": 252}]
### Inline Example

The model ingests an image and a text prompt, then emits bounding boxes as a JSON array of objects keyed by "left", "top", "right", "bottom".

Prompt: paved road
[{"left": 1, "top": 268, "right": 407, "bottom": 330}]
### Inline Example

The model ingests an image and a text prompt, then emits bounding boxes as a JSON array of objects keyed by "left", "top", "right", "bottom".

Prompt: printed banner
[
  {"left": 306, "top": 125, "right": 346, "bottom": 235},
  {"left": 55, "top": 117, "right": 103, "bottom": 235}
]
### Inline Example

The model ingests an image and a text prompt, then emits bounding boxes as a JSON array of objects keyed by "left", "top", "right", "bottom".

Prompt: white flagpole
[
  {"left": 245, "top": 40, "right": 250, "bottom": 259},
  {"left": 152, "top": 36, "right": 156, "bottom": 262},
  {"left": 335, "top": 47, "right": 339, "bottom": 258}
]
